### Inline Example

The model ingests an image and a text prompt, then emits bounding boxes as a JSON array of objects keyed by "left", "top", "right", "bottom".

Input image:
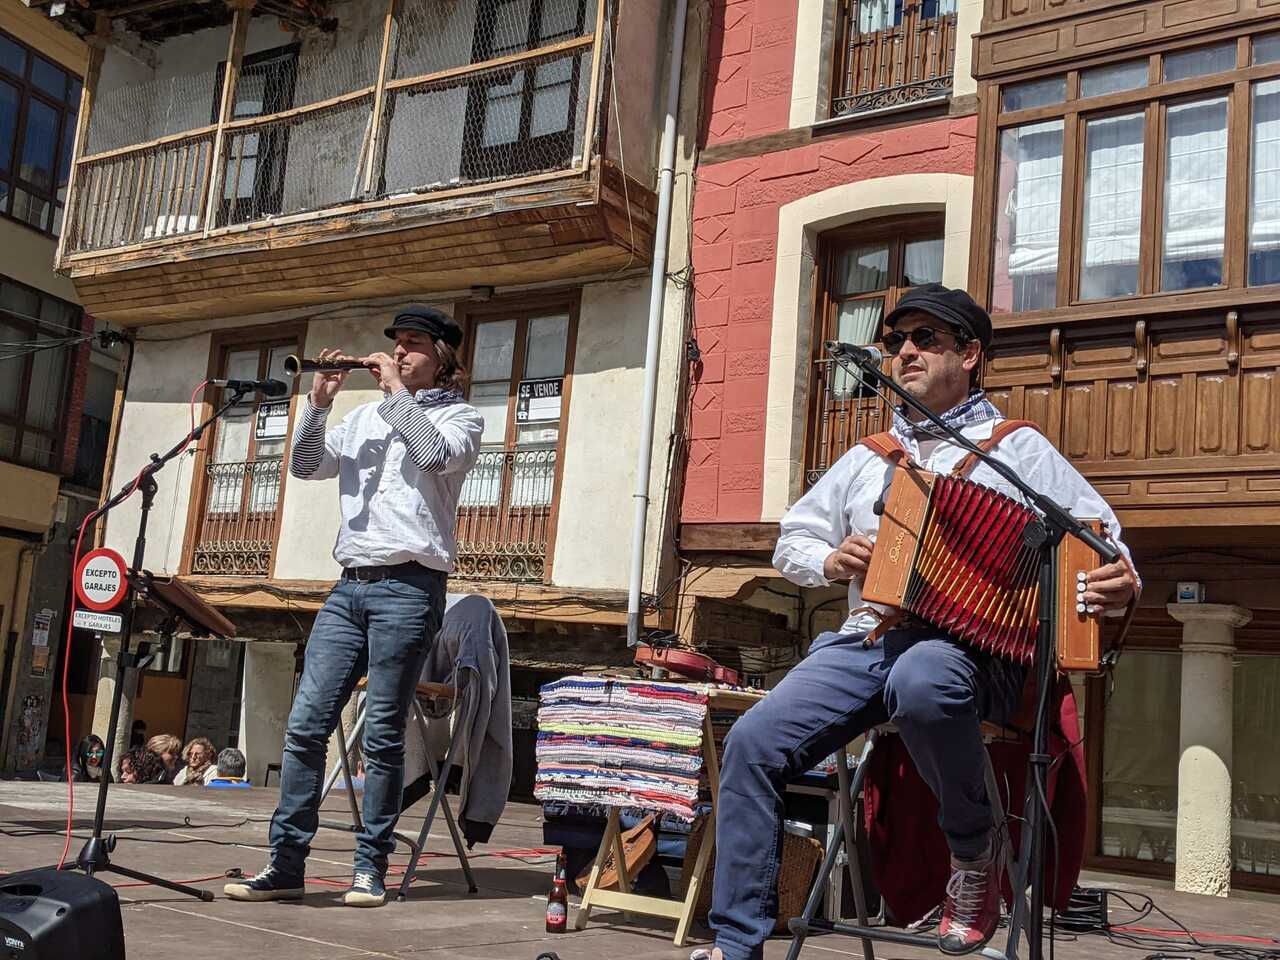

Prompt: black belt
[{"left": 341, "top": 561, "right": 433, "bottom": 583}]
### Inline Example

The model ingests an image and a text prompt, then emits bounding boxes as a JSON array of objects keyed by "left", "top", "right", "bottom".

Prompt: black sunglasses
[{"left": 881, "top": 325, "right": 965, "bottom": 356}]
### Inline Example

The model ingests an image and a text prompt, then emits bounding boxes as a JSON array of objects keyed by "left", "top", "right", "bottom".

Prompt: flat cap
[
  {"left": 384, "top": 304, "right": 463, "bottom": 349},
  {"left": 883, "top": 283, "right": 992, "bottom": 349}
]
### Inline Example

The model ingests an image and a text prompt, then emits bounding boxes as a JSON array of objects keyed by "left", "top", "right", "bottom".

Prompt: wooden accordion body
[{"left": 862, "top": 466, "right": 1104, "bottom": 671}]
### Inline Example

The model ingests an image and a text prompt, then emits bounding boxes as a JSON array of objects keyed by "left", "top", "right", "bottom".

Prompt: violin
[{"left": 634, "top": 644, "right": 740, "bottom": 686}]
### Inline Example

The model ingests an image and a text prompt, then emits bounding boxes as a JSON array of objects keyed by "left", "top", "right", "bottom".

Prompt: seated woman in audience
[
  {"left": 147, "top": 733, "right": 183, "bottom": 784},
  {"left": 119, "top": 747, "right": 164, "bottom": 784},
  {"left": 71, "top": 735, "right": 111, "bottom": 783},
  {"left": 173, "top": 737, "right": 218, "bottom": 785}
]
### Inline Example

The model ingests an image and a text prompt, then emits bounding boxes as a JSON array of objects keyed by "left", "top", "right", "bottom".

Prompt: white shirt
[
  {"left": 289, "top": 391, "right": 483, "bottom": 572},
  {"left": 773, "top": 419, "right": 1137, "bottom": 635}
]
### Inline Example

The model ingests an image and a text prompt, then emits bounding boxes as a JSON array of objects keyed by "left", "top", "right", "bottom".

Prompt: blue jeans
[
  {"left": 268, "top": 565, "right": 445, "bottom": 877},
  {"left": 709, "top": 629, "right": 1025, "bottom": 960}
]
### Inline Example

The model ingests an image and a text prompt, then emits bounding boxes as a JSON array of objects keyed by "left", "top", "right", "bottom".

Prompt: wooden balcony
[
  {"left": 54, "top": 0, "right": 655, "bottom": 327},
  {"left": 831, "top": 0, "right": 957, "bottom": 118}
]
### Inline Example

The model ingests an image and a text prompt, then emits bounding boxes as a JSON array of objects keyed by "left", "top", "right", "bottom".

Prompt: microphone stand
[
  {"left": 830, "top": 347, "right": 1119, "bottom": 960},
  {"left": 63, "top": 387, "right": 252, "bottom": 902}
]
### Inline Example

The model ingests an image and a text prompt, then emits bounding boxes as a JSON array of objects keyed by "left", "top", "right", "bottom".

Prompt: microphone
[
  {"left": 824, "top": 340, "right": 884, "bottom": 365},
  {"left": 209, "top": 378, "right": 290, "bottom": 398}
]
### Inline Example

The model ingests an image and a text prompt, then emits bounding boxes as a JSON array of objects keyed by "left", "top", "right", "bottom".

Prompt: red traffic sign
[{"left": 74, "top": 548, "right": 129, "bottom": 612}]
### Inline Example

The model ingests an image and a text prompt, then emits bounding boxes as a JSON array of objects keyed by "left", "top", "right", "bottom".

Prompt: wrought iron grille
[
  {"left": 805, "top": 359, "right": 892, "bottom": 487},
  {"left": 454, "top": 447, "right": 557, "bottom": 582},
  {"left": 831, "top": 0, "right": 956, "bottom": 118},
  {"left": 190, "top": 457, "right": 284, "bottom": 576}
]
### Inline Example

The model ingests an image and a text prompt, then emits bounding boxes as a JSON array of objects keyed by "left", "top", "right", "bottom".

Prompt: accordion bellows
[{"left": 862, "top": 467, "right": 1103, "bottom": 670}]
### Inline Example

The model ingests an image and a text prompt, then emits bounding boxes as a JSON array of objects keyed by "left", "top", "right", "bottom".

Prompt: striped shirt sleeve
[
  {"left": 378, "top": 389, "right": 482, "bottom": 475},
  {"left": 288, "top": 400, "right": 342, "bottom": 480}
]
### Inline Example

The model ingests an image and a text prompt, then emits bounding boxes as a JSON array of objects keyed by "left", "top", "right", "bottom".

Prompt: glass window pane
[
  {"left": 1256, "top": 33, "right": 1280, "bottom": 66},
  {"left": 1162, "top": 97, "right": 1227, "bottom": 291},
  {"left": 1101, "top": 651, "right": 1180, "bottom": 864},
  {"left": 1081, "top": 60, "right": 1148, "bottom": 98},
  {"left": 13, "top": 188, "right": 49, "bottom": 231},
  {"left": 1000, "top": 76, "right": 1066, "bottom": 112},
  {"left": 530, "top": 59, "right": 571, "bottom": 138},
  {"left": 30, "top": 56, "right": 66, "bottom": 100},
  {"left": 836, "top": 243, "right": 889, "bottom": 295},
  {"left": 1081, "top": 112, "right": 1145, "bottom": 301},
  {"left": 1164, "top": 42, "right": 1236, "bottom": 82},
  {"left": 472, "top": 319, "right": 516, "bottom": 381},
  {"left": 1232, "top": 655, "right": 1280, "bottom": 877},
  {"left": 1250, "top": 79, "right": 1280, "bottom": 285},
  {"left": 482, "top": 72, "right": 525, "bottom": 148},
  {"left": 0, "top": 321, "right": 25, "bottom": 414},
  {"left": 469, "top": 380, "right": 511, "bottom": 446},
  {"left": 20, "top": 431, "right": 55, "bottom": 469},
  {"left": 1, "top": 279, "right": 41, "bottom": 318},
  {"left": 0, "top": 79, "right": 17, "bottom": 174},
  {"left": 524, "top": 313, "right": 568, "bottom": 379},
  {"left": 25, "top": 339, "right": 66, "bottom": 431},
  {"left": 58, "top": 112, "right": 74, "bottom": 191},
  {"left": 20, "top": 98, "right": 58, "bottom": 191},
  {"left": 0, "top": 34, "right": 25, "bottom": 78},
  {"left": 0, "top": 423, "right": 15, "bottom": 459},
  {"left": 903, "top": 237, "right": 944, "bottom": 286},
  {"left": 213, "top": 349, "right": 259, "bottom": 463},
  {"left": 833, "top": 298, "right": 883, "bottom": 398},
  {"left": 540, "top": 0, "right": 581, "bottom": 39},
  {"left": 992, "top": 120, "right": 1063, "bottom": 314}
]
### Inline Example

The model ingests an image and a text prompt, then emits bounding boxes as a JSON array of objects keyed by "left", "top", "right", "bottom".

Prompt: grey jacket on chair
[{"left": 403, "top": 593, "right": 513, "bottom": 846}]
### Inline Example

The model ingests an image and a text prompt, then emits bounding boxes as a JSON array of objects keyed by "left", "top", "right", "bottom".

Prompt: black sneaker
[
  {"left": 342, "top": 869, "right": 386, "bottom": 907},
  {"left": 224, "top": 864, "right": 305, "bottom": 902}
]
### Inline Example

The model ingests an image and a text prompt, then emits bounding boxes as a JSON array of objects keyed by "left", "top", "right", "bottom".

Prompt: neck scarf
[
  {"left": 891, "top": 389, "right": 1002, "bottom": 442},
  {"left": 414, "top": 387, "right": 464, "bottom": 407}
]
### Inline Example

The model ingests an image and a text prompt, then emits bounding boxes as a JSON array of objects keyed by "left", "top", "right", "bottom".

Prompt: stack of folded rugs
[{"left": 534, "top": 676, "right": 709, "bottom": 819}]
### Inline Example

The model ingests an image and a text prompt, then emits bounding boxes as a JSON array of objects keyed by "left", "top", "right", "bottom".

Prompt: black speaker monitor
[{"left": 0, "top": 868, "right": 125, "bottom": 960}]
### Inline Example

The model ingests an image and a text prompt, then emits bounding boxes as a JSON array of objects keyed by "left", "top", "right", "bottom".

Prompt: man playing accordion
[{"left": 702, "top": 284, "right": 1139, "bottom": 960}]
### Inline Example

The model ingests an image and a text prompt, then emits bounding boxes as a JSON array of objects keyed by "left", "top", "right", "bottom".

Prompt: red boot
[{"left": 938, "top": 846, "right": 1001, "bottom": 955}]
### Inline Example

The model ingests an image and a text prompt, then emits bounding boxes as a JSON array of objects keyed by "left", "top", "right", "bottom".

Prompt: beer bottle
[{"left": 546, "top": 850, "right": 569, "bottom": 933}]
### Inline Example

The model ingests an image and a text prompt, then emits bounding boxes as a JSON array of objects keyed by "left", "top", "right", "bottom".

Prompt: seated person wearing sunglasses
[{"left": 699, "top": 284, "right": 1139, "bottom": 960}]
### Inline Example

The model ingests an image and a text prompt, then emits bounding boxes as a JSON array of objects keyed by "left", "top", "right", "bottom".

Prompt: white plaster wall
[
  {"left": 238, "top": 641, "right": 296, "bottom": 785},
  {"left": 0, "top": 219, "right": 78, "bottom": 304},
  {"left": 551, "top": 277, "right": 653, "bottom": 591},
  {"left": 761, "top": 173, "right": 973, "bottom": 520},
  {"left": 102, "top": 333, "right": 212, "bottom": 573}
]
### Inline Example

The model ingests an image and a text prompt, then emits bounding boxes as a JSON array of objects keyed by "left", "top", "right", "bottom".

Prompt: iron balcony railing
[
  {"left": 831, "top": 0, "right": 957, "bottom": 118},
  {"left": 190, "top": 457, "right": 283, "bottom": 576},
  {"left": 454, "top": 447, "right": 558, "bottom": 583}
]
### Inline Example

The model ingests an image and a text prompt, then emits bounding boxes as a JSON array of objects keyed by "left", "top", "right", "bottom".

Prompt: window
[
  {"left": 806, "top": 217, "right": 944, "bottom": 483},
  {"left": 462, "top": 0, "right": 589, "bottom": 181},
  {"left": 1233, "top": 655, "right": 1280, "bottom": 877},
  {"left": 987, "top": 33, "right": 1280, "bottom": 313},
  {"left": 0, "top": 28, "right": 80, "bottom": 237},
  {"left": 992, "top": 120, "right": 1063, "bottom": 314},
  {"left": 213, "top": 45, "right": 298, "bottom": 225},
  {"left": 187, "top": 338, "right": 297, "bottom": 576},
  {"left": 830, "top": 0, "right": 958, "bottom": 118},
  {"left": 0, "top": 277, "right": 81, "bottom": 471},
  {"left": 457, "top": 300, "right": 575, "bottom": 581}
]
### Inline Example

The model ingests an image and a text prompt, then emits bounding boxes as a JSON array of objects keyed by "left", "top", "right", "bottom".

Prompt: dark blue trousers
[{"left": 709, "top": 628, "right": 1025, "bottom": 960}]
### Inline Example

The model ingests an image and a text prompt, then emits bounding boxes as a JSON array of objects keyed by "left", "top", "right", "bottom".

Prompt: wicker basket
[{"left": 681, "top": 816, "right": 824, "bottom": 934}]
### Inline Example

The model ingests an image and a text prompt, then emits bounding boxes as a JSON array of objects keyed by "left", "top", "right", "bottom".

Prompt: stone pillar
[
  {"left": 1167, "top": 603, "right": 1251, "bottom": 897},
  {"left": 238, "top": 642, "right": 297, "bottom": 785},
  {"left": 91, "top": 634, "right": 138, "bottom": 777}
]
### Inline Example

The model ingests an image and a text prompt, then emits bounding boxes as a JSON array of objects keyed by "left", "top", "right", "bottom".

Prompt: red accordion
[{"left": 862, "top": 456, "right": 1104, "bottom": 671}]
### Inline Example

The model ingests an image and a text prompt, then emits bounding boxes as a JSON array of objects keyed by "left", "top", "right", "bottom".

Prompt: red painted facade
[{"left": 682, "top": 2, "right": 977, "bottom": 524}]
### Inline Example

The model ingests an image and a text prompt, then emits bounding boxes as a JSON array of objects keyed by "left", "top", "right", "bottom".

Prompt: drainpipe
[{"left": 626, "top": 0, "right": 690, "bottom": 647}]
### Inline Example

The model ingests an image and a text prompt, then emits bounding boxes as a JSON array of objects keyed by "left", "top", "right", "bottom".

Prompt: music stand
[
  {"left": 790, "top": 345, "right": 1121, "bottom": 960},
  {"left": 63, "top": 389, "right": 248, "bottom": 902}
]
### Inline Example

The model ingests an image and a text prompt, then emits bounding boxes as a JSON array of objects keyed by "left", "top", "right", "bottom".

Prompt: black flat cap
[
  {"left": 883, "top": 283, "right": 992, "bottom": 349},
  {"left": 385, "top": 304, "right": 463, "bottom": 349}
]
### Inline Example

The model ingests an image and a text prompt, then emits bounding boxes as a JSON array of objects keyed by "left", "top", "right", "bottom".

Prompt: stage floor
[{"left": 1, "top": 782, "right": 1276, "bottom": 960}]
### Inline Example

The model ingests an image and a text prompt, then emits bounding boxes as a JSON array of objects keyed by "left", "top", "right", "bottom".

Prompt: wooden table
[{"left": 573, "top": 686, "right": 765, "bottom": 946}]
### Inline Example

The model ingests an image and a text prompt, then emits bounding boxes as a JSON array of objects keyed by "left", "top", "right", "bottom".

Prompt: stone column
[
  {"left": 1167, "top": 603, "right": 1251, "bottom": 897},
  {"left": 238, "top": 641, "right": 297, "bottom": 785},
  {"left": 91, "top": 634, "right": 138, "bottom": 777}
]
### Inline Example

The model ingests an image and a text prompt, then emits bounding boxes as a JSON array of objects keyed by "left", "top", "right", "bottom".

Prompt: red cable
[
  {"left": 57, "top": 381, "right": 209, "bottom": 870},
  {"left": 1111, "top": 925, "right": 1280, "bottom": 946}
]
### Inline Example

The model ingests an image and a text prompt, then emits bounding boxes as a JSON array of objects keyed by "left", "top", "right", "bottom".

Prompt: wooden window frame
[
  {"left": 977, "top": 28, "right": 1280, "bottom": 326},
  {"left": 803, "top": 213, "right": 945, "bottom": 485},
  {"left": 179, "top": 321, "right": 304, "bottom": 579},
  {"left": 0, "top": 275, "right": 82, "bottom": 473},
  {"left": 455, "top": 290, "right": 579, "bottom": 583},
  {"left": 0, "top": 26, "right": 81, "bottom": 238},
  {"left": 461, "top": 0, "right": 590, "bottom": 181}
]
